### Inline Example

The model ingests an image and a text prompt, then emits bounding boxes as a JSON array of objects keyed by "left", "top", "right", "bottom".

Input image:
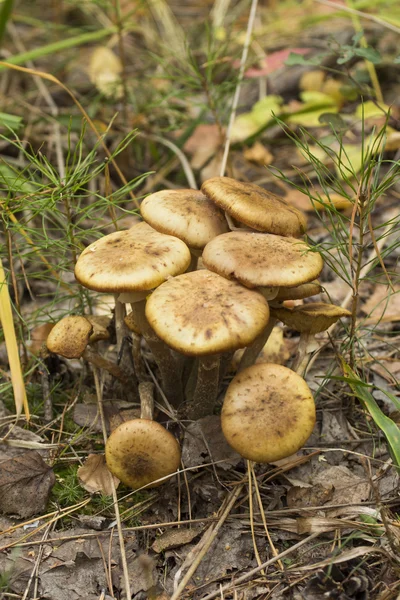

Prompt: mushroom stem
[
  {"left": 83, "top": 347, "right": 130, "bottom": 384},
  {"left": 114, "top": 295, "right": 127, "bottom": 350},
  {"left": 238, "top": 318, "right": 277, "bottom": 373},
  {"left": 291, "top": 332, "right": 314, "bottom": 375},
  {"left": 130, "top": 301, "right": 184, "bottom": 407},
  {"left": 187, "top": 252, "right": 199, "bottom": 272},
  {"left": 139, "top": 381, "right": 155, "bottom": 419},
  {"left": 188, "top": 355, "right": 220, "bottom": 420}
]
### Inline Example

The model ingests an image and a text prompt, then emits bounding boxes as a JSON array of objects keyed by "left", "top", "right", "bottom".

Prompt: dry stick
[
  {"left": 201, "top": 532, "right": 320, "bottom": 600},
  {"left": 170, "top": 483, "right": 244, "bottom": 600},
  {"left": 219, "top": 0, "right": 259, "bottom": 178},
  {"left": 304, "top": 220, "right": 395, "bottom": 376},
  {"left": 92, "top": 368, "right": 132, "bottom": 600},
  {"left": 247, "top": 461, "right": 265, "bottom": 575},
  {"left": 250, "top": 463, "right": 284, "bottom": 571}
]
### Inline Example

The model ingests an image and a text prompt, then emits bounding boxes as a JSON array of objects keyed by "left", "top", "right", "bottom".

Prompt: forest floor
[{"left": 1, "top": 1, "right": 400, "bottom": 599}]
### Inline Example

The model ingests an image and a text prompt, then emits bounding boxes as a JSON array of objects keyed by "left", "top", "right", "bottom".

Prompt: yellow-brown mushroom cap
[
  {"left": 140, "top": 189, "right": 229, "bottom": 249},
  {"left": 105, "top": 419, "right": 181, "bottom": 489},
  {"left": 221, "top": 363, "right": 316, "bottom": 463},
  {"left": 203, "top": 231, "right": 323, "bottom": 288},
  {"left": 74, "top": 222, "right": 191, "bottom": 293},
  {"left": 47, "top": 316, "right": 92, "bottom": 359},
  {"left": 145, "top": 270, "right": 270, "bottom": 356},
  {"left": 273, "top": 280, "right": 322, "bottom": 301},
  {"left": 201, "top": 177, "right": 307, "bottom": 237},
  {"left": 270, "top": 302, "right": 351, "bottom": 334}
]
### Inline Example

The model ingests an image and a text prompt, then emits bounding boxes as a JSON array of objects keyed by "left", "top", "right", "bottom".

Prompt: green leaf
[
  {"left": 285, "top": 52, "right": 327, "bottom": 67},
  {"left": 341, "top": 359, "right": 400, "bottom": 469},
  {"left": 231, "top": 95, "right": 283, "bottom": 143},
  {"left": 0, "top": 0, "right": 13, "bottom": 47},
  {"left": 0, "top": 112, "right": 22, "bottom": 130},
  {"left": 354, "top": 47, "right": 382, "bottom": 64}
]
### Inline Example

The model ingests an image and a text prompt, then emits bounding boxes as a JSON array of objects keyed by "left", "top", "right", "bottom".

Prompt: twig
[
  {"left": 219, "top": 0, "right": 259, "bottom": 177},
  {"left": 170, "top": 483, "right": 244, "bottom": 600},
  {"left": 93, "top": 368, "right": 132, "bottom": 600},
  {"left": 313, "top": 0, "right": 400, "bottom": 35}
]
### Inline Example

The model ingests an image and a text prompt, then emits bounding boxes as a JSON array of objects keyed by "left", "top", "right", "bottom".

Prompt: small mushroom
[
  {"left": 105, "top": 419, "right": 181, "bottom": 489},
  {"left": 145, "top": 269, "right": 270, "bottom": 419},
  {"left": 140, "top": 189, "right": 229, "bottom": 270},
  {"left": 221, "top": 363, "right": 316, "bottom": 463},
  {"left": 201, "top": 176, "right": 307, "bottom": 237},
  {"left": 270, "top": 302, "right": 352, "bottom": 374},
  {"left": 46, "top": 315, "right": 129, "bottom": 384}
]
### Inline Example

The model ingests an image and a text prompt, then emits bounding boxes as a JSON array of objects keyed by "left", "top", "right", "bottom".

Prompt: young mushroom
[
  {"left": 140, "top": 189, "right": 229, "bottom": 270},
  {"left": 46, "top": 315, "right": 129, "bottom": 384},
  {"left": 74, "top": 222, "right": 192, "bottom": 406},
  {"left": 202, "top": 231, "right": 324, "bottom": 370},
  {"left": 201, "top": 176, "right": 307, "bottom": 237},
  {"left": 105, "top": 388, "right": 181, "bottom": 489},
  {"left": 145, "top": 269, "right": 270, "bottom": 419},
  {"left": 270, "top": 302, "right": 352, "bottom": 374},
  {"left": 221, "top": 363, "right": 316, "bottom": 463}
]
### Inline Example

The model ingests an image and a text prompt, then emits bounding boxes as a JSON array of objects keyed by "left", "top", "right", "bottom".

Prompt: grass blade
[
  {"left": 0, "top": 0, "right": 14, "bottom": 47},
  {"left": 340, "top": 358, "right": 400, "bottom": 467},
  {"left": 0, "top": 258, "right": 29, "bottom": 420}
]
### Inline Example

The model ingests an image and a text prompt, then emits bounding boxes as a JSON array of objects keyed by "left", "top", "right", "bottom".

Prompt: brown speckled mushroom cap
[
  {"left": 203, "top": 231, "right": 323, "bottom": 288},
  {"left": 201, "top": 177, "right": 307, "bottom": 237},
  {"left": 47, "top": 316, "right": 93, "bottom": 359},
  {"left": 105, "top": 419, "right": 181, "bottom": 489},
  {"left": 74, "top": 222, "right": 191, "bottom": 293},
  {"left": 221, "top": 363, "right": 316, "bottom": 463},
  {"left": 145, "top": 270, "right": 270, "bottom": 356},
  {"left": 270, "top": 302, "right": 351, "bottom": 334},
  {"left": 140, "top": 189, "right": 228, "bottom": 250}
]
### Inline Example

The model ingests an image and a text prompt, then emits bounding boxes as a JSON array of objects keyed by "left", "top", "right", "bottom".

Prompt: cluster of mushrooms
[{"left": 46, "top": 177, "right": 351, "bottom": 490}]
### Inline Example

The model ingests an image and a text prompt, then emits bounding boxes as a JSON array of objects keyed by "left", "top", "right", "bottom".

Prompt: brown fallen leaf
[
  {"left": 243, "top": 142, "right": 273, "bottom": 166},
  {"left": 184, "top": 124, "right": 222, "bottom": 169},
  {"left": 361, "top": 285, "right": 400, "bottom": 324},
  {"left": 152, "top": 525, "right": 204, "bottom": 553},
  {"left": 0, "top": 451, "right": 55, "bottom": 517},
  {"left": 78, "top": 453, "right": 119, "bottom": 495}
]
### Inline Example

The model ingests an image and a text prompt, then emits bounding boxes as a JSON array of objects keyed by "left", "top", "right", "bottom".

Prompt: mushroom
[
  {"left": 201, "top": 176, "right": 307, "bottom": 238},
  {"left": 221, "top": 363, "right": 316, "bottom": 463},
  {"left": 46, "top": 315, "right": 130, "bottom": 384},
  {"left": 145, "top": 269, "right": 270, "bottom": 419},
  {"left": 202, "top": 231, "right": 324, "bottom": 370},
  {"left": 270, "top": 302, "right": 352, "bottom": 374},
  {"left": 140, "top": 189, "right": 229, "bottom": 270},
  {"left": 105, "top": 397, "right": 181, "bottom": 489},
  {"left": 74, "top": 222, "right": 192, "bottom": 406},
  {"left": 272, "top": 280, "right": 322, "bottom": 302}
]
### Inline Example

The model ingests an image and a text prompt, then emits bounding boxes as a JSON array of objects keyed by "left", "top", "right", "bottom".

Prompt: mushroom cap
[
  {"left": 221, "top": 363, "right": 316, "bottom": 463},
  {"left": 201, "top": 177, "right": 307, "bottom": 237},
  {"left": 203, "top": 231, "right": 323, "bottom": 288},
  {"left": 270, "top": 302, "right": 351, "bottom": 334},
  {"left": 145, "top": 270, "right": 270, "bottom": 356},
  {"left": 74, "top": 222, "right": 191, "bottom": 293},
  {"left": 47, "top": 316, "right": 92, "bottom": 359},
  {"left": 140, "top": 189, "right": 229, "bottom": 249},
  {"left": 274, "top": 280, "right": 322, "bottom": 302},
  {"left": 105, "top": 419, "right": 181, "bottom": 489}
]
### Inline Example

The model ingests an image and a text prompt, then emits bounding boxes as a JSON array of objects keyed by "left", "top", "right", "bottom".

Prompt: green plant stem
[
  {"left": 0, "top": 0, "right": 14, "bottom": 47},
  {"left": 349, "top": 192, "right": 366, "bottom": 369}
]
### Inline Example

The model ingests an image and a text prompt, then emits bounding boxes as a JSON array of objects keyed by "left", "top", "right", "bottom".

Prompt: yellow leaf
[{"left": 0, "top": 259, "right": 29, "bottom": 419}]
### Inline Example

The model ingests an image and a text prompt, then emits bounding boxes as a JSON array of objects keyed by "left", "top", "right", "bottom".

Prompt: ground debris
[{"left": 0, "top": 450, "right": 55, "bottom": 518}]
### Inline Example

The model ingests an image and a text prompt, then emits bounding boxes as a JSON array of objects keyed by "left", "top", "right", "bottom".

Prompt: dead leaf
[
  {"left": 243, "top": 142, "right": 273, "bottom": 165},
  {"left": 27, "top": 323, "right": 55, "bottom": 355},
  {"left": 78, "top": 453, "right": 119, "bottom": 495},
  {"left": 182, "top": 415, "right": 241, "bottom": 470},
  {"left": 152, "top": 525, "right": 204, "bottom": 553},
  {"left": 184, "top": 124, "right": 222, "bottom": 169},
  {"left": 287, "top": 482, "right": 334, "bottom": 508},
  {"left": 0, "top": 451, "right": 55, "bottom": 517},
  {"left": 314, "top": 466, "right": 370, "bottom": 505},
  {"left": 361, "top": 285, "right": 400, "bottom": 324},
  {"left": 88, "top": 46, "right": 123, "bottom": 99},
  {"left": 241, "top": 48, "right": 311, "bottom": 78},
  {"left": 299, "top": 69, "right": 326, "bottom": 92}
]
